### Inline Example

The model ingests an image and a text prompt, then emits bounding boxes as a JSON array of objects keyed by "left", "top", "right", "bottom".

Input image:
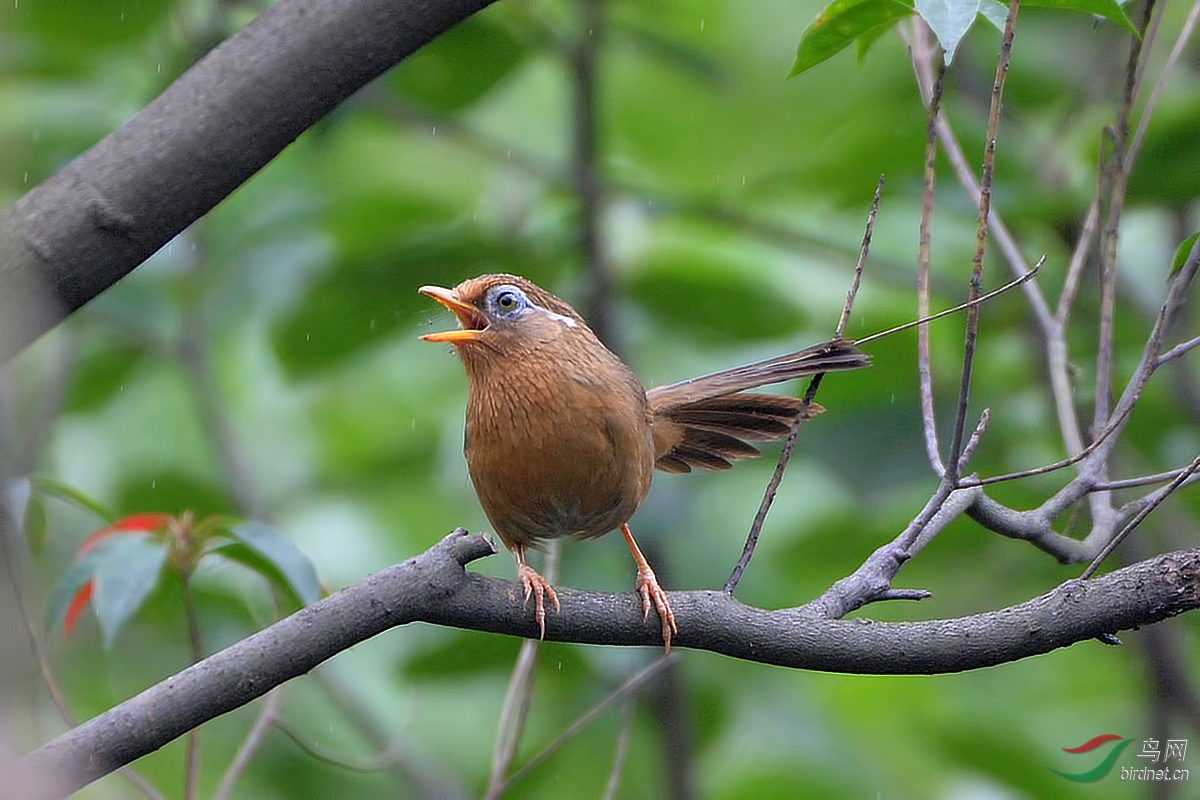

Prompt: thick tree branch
[
  {"left": 14, "top": 529, "right": 1199, "bottom": 798},
  {"left": 0, "top": 0, "right": 497, "bottom": 363}
]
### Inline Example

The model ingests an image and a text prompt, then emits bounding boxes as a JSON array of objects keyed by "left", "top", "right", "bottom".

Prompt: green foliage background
[{"left": 2, "top": 0, "right": 1198, "bottom": 797}]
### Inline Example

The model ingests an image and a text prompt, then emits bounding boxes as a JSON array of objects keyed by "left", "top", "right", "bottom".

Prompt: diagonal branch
[{"left": 0, "top": 0, "right": 498, "bottom": 363}]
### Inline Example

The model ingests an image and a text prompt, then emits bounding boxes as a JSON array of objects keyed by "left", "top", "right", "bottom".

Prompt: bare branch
[
  {"left": 853, "top": 263, "right": 1041, "bottom": 348},
  {"left": 0, "top": 0, "right": 498, "bottom": 363},
  {"left": 724, "top": 186, "right": 878, "bottom": 594},
  {"left": 486, "top": 540, "right": 559, "bottom": 798},
  {"left": 499, "top": 654, "right": 675, "bottom": 794},
  {"left": 213, "top": 690, "right": 283, "bottom": 800},
  {"left": 835, "top": 175, "right": 883, "bottom": 339},
  {"left": 13, "top": 530, "right": 1199, "bottom": 798},
  {"left": 945, "top": 0, "right": 1020, "bottom": 483},
  {"left": 806, "top": 484, "right": 975, "bottom": 618},
  {"left": 1128, "top": 0, "right": 1200, "bottom": 166},
  {"left": 1081, "top": 453, "right": 1200, "bottom": 579},
  {"left": 913, "top": 25, "right": 947, "bottom": 475}
]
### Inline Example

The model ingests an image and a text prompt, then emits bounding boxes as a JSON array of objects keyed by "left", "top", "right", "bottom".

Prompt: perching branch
[{"left": 15, "top": 529, "right": 1200, "bottom": 798}]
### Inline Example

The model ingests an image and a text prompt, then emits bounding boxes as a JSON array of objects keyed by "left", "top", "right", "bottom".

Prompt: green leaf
[
  {"left": 46, "top": 545, "right": 109, "bottom": 633},
  {"left": 227, "top": 522, "right": 321, "bottom": 606},
  {"left": 916, "top": 0, "right": 981, "bottom": 64},
  {"left": 791, "top": 0, "right": 915, "bottom": 77},
  {"left": 1023, "top": 0, "right": 1138, "bottom": 36},
  {"left": 855, "top": 20, "right": 899, "bottom": 64},
  {"left": 1169, "top": 232, "right": 1200, "bottom": 278},
  {"left": 29, "top": 477, "right": 114, "bottom": 523},
  {"left": 204, "top": 542, "right": 307, "bottom": 609},
  {"left": 91, "top": 534, "right": 170, "bottom": 647}
]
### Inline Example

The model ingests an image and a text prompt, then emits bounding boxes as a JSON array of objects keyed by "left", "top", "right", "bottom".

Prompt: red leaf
[
  {"left": 64, "top": 580, "right": 94, "bottom": 636},
  {"left": 78, "top": 513, "right": 173, "bottom": 554}
]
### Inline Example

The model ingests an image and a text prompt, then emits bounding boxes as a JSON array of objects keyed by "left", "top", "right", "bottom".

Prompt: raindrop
[
  {"left": 151, "top": 479, "right": 157, "bottom": 489},
  {"left": 700, "top": 18, "right": 705, "bottom": 32},
  {"left": 431, "top": 126, "right": 437, "bottom": 136}
]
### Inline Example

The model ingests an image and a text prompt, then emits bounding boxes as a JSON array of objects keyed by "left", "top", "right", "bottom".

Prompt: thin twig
[
  {"left": 484, "top": 539, "right": 559, "bottom": 799},
  {"left": 308, "top": 667, "right": 464, "bottom": 796},
  {"left": 1080, "top": 453, "right": 1200, "bottom": 579},
  {"left": 1157, "top": 334, "right": 1200, "bottom": 367},
  {"left": 1127, "top": 0, "right": 1200, "bottom": 167},
  {"left": 271, "top": 718, "right": 417, "bottom": 773},
  {"left": 905, "top": 23, "right": 1052, "bottom": 334},
  {"left": 852, "top": 262, "right": 1042, "bottom": 348},
  {"left": 944, "top": 0, "right": 1020, "bottom": 483},
  {"left": 499, "top": 654, "right": 676, "bottom": 793},
  {"left": 835, "top": 175, "right": 883, "bottom": 339},
  {"left": 916, "top": 33, "right": 947, "bottom": 474},
  {"left": 213, "top": 689, "right": 284, "bottom": 800},
  {"left": 1093, "top": 0, "right": 1156, "bottom": 446},
  {"left": 181, "top": 573, "right": 205, "bottom": 800},
  {"left": 724, "top": 182, "right": 878, "bottom": 594},
  {"left": 957, "top": 409, "right": 990, "bottom": 474},
  {"left": 1094, "top": 468, "right": 1200, "bottom": 493},
  {"left": 1050, "top": 197, "right": 1100, "bottom": 459},
  {"left": 602, "top": 699, "right": 634, "bottom": 800},
  {"left": 955, "top": 399, "right": 1135, "bottom": 488}
]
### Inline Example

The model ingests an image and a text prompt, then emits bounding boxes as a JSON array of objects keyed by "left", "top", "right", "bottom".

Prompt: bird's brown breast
[{"left": 461, "top": 340, "right": 655, "bottom": 548}]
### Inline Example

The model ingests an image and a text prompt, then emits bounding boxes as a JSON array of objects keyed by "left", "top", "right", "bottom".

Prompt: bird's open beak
[{"left": 418, "top": 285, "right": 487, "bottom": 343}]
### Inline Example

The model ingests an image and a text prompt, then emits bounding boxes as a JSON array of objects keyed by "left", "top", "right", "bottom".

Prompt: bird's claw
[
  {"left": 517, "top": 563, "right": 560, "bottom": 639},
  {"left": 635, "top": 566, "right": 677, "bottom": 652}
]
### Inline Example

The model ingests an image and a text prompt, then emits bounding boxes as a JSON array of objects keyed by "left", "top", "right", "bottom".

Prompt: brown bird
[{"left": 420, "top": 274, "right": 868, "bottom": 649}]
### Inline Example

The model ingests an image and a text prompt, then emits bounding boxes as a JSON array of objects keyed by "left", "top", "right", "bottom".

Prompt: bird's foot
[
  {"left": 634, "top": 565, "right": 677, "bottom": 652},
  {"left": 517, "top": 562, "right": 560, "bottom": 639}
]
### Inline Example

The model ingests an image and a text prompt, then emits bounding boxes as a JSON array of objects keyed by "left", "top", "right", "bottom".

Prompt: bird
[{"left": 419, "top": 274, "right": 869, "bottom": 650}]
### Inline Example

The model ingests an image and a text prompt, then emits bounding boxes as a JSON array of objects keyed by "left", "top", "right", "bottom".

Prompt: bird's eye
[{"left": 493, "top": 287, "right": 525, "bottom": 315}]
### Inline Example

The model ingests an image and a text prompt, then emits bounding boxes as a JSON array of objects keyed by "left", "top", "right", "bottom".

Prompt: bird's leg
[
  {"left": 620, "top": 524, "right": 677, "bottom": 652},
  {"left": 513, "top": 544, "right": 560, "bottom": 639}
]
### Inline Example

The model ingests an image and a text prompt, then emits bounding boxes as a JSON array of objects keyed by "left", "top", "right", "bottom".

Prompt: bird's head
[{"left": 419, "top": 274, "right": 592, "bottom": 357}]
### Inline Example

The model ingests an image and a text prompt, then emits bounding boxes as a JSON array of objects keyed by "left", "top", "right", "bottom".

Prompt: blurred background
[{"left": 1, "top": 0, "right": 1198, "bottom": 797}]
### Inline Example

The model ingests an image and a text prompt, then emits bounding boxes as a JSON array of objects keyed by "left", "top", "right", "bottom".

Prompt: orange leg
[
  {"left": 620, "top": 524, "right": 677, "bottom": 652},
  {"left": 514, "top": 544, "right": 560, "bottom": 639}
]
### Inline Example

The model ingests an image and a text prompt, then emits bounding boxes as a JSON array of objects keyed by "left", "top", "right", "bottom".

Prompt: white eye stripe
[{"left": 532, "top": 304, "right": 579, "bottom": 328}]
